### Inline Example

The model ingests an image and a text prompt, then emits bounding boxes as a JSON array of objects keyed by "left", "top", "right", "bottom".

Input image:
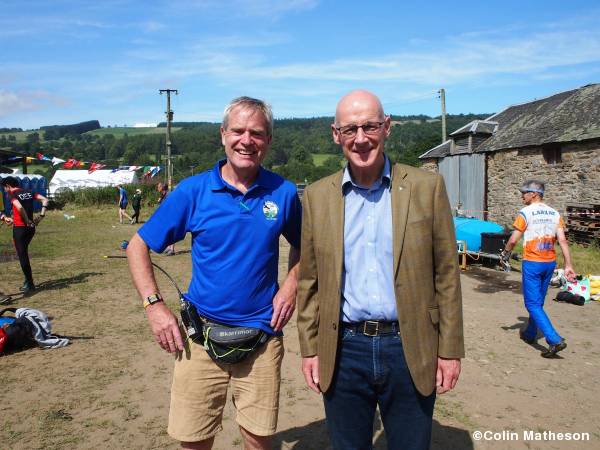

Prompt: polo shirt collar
[
  {"left": 210, "top": 159, "right": 277, "bottom": 192},
  {"left": 342, "top": 154, "right": 391, "bottom": 193}
]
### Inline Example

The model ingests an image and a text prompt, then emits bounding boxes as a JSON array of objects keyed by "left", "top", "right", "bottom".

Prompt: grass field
[
  {"left": 0, "top": 130, "right": 38, "bottom": 143},
  {"left": 84, "top": 127, "right": 181, "bottom": 138},
  {"left": 0, "top": 127, "right": 179, "bottom": 144},
  {"left": 2, "top": 205, "right": 600, "bottom": 449},
  {"left": 312, "top": 153, "right": 339, "bottom": 166}
]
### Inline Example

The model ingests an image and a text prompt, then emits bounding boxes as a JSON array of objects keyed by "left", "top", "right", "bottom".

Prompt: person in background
[
  {"left": 297, "top": 90, "right": 464, "bottom": 450},
  {"left": 131, "top": 188, "right": 142, "bottom": 224},
  {"left": 156, "top": 182, "right": 175, "bottom": 255},
  {"left": 0, "top": 195, "right": 12, "bottom": 303},
  {"left": 1, "top": 176, "right": 49, "bottom": 293},
  {"left": 117, "top": 184, "right": 133, "bottom": 224},
  {"left": 501, "top": 179, "right": 575, "bottom": 358}
]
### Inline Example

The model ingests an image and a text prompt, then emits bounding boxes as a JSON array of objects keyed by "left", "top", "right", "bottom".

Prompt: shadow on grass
[
  {"left": 502, "top": 317, "right": 554, "bottom": 353},
  {"left": 465, "top": 267, "right": 522, "bottom": 294},
  {"left": 3, "top": 272, "right": 104, "bottom": 299},
  {"left": 37, "top": 272, "right": 104, "bottom": 293},
  {"left": 272, "top": 416, "right": 473, "bottom": 449}
]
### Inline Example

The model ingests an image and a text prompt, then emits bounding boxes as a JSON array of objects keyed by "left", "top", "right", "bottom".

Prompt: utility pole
[
  {"left": 438, "top": 88, "right": 447, "bottom": 143},
  {"left": 159, "top": 89, "right": 178, "bottom": 191}
]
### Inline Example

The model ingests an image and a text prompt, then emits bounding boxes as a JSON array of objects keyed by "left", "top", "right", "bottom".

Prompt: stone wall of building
[
  {"left": 486, "top": 140, "right": 600, "bottom": 226},
  {"left": 419, "top": 159, "right": 438, "bottom": 173}
]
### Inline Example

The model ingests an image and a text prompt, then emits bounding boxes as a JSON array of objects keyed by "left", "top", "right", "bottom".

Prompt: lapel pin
[{"left": 398, "top": 186, "right": 403, "bottom": 191}]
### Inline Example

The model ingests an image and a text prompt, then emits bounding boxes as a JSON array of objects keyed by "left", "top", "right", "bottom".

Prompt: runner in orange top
[{"left": 501, "top": 180, "right": 575, "bottom": 358}]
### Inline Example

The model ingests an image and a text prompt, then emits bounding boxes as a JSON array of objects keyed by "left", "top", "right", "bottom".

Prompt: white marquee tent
[{"left": 49, "top": 170, "right": 139, "bottom": 196}]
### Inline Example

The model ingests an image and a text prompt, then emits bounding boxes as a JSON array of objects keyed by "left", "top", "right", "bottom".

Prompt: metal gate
[{"left": 438, "top": 154, "right": 485, "bottom": 219}]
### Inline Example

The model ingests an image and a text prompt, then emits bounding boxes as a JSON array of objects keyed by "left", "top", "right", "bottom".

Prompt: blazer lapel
[
  {"left": 391, "top": 164, "right": 411, "bottom": 278},
  {"left": 328, "top": 171, "right": 345, "bottom": 286}
]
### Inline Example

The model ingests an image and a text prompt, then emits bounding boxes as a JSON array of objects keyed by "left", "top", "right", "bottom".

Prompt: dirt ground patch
[{"left": 1, "top": 207, "right": 599, "bottom": 449}]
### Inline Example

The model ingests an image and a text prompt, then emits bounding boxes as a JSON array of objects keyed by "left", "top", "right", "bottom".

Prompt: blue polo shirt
[{"left": 138, "top": 160, "right": 302, "bottom": 334}]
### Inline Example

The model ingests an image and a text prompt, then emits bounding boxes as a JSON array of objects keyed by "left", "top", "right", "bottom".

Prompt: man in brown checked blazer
[{"left": 297, "top": 90, "right": 464, "bottom": 450}]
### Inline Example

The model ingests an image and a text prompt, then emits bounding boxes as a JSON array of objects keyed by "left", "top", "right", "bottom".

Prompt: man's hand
[
  {"left": 302, "top": 356, "right": 321, "bottom": 394},
  {"left": 271, "top": 283, "right": 296, "bottom": 332},
  {"left": 146, "top": 302, "right": 185, "bottom": 353},
  {"left": 436, "top": 357, "right": 461, "bottom": 394},
  {"left": 33, "top": 216, "right": 44, "bottom": 226},
  {"left": 271, "top": 246, "right": 299, "bottom": 332},
  {"left": 564, "top": 265, "right": 576, "bottom": 283},
  {"left": 499, "top": 250, "right": 511, "bottom": 272}
]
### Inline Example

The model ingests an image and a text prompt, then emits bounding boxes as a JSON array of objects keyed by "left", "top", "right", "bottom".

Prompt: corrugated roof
[
  {"left": 450, "top": 120, "right": 498, "bottom": 136},
  {"left": 419, "top": 83, "right": 600, "bottom": 159},
  {"left": 477, "top": 83, "right": 600, "bottom": 152},
  {"left": 419, "top": 140, "right": 452, "bottom": 159}
]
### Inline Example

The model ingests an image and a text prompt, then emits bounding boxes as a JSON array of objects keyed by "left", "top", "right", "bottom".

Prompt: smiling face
[
  {"left": 220, "top": 105, "right": 272, "bottom": 178},
  {"left": 333, "top": 90, "right": 390, "bottom": 183}
]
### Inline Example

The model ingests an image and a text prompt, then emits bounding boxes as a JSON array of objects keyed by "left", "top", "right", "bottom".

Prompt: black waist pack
[
  {"left": 180, "top": 300, "right": 269, "bottom": 364},
  {"left": 555, "top": 291, "right": 585, "bottom": 306}
]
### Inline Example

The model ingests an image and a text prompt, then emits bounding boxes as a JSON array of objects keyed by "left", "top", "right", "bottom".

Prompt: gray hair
[
  {"left": 222, "top": 96, "right": 273, "bottom": 136},
  {"left": 519, "top": 179, "right": 545, "bottom": 197}
]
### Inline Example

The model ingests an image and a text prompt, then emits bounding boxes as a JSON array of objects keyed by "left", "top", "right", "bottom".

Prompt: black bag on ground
[
  {"left": 180, "top": 300, "right": 269, "bottom": 364},
  {"left": 555, "top": 291, "right": 585, "bottom": 306},
  {"left": 0, "top": 308, "right": 37, "bottom": 354}
]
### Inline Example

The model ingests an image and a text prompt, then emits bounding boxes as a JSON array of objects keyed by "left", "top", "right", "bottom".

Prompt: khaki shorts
[{"left": 168, "top": 335, "right": 284, "bottom": 442}]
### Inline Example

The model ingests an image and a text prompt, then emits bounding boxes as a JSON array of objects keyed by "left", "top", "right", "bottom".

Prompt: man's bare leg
[
  {"left": 181, "top": 437, "right": 215, "bottom": 450},
  {"left": 240, "top": 427, "right": 272, "bottom": 450}
]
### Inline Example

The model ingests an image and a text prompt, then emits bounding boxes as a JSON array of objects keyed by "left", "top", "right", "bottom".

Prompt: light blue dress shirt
[{"left": 341, "top": 156, "right": 397, "bottom": 322}]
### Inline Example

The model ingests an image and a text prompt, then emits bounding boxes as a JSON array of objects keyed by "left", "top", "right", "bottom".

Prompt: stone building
[{"left": 419, "top": 84, "right": 600, "bottom": 226}]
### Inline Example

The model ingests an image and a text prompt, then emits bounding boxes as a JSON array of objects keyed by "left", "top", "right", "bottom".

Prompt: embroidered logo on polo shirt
[{"left": 262, "top": 201, "right": 279, "bottom": 220}]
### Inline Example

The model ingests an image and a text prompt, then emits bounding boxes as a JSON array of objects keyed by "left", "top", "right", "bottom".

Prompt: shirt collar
[
  {"left": 210, "top": 159, "right": 276, "bottom": 192},
  {"left": 342, "top": 154, "right": 391, "bottom": 193}
]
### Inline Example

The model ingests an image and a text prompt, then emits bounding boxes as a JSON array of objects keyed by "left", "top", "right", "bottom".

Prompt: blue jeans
[
  {"left": 323, "top": 325, "right": 436, "bottom": 450},
  {"left": 521, "top": 260, "right": 562, "bottom": 345}
]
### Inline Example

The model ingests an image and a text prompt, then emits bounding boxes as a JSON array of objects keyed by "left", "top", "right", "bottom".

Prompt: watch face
[{"left": 144, "top": 294, "right": 163, "bottom": 308}]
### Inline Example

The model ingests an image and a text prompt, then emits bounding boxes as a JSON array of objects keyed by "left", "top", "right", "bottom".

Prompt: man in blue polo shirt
[{"left": 127, "top": 97, "right": 301, "bottom": 450}]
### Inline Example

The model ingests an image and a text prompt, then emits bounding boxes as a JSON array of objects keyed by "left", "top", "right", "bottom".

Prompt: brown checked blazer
[{"left": 297, "top": 163, "right": 464, "bottom": 396}]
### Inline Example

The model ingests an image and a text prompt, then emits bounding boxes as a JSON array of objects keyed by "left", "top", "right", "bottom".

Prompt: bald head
[{"left": 335, "top": 90, "right": 385, "bottom": 126}]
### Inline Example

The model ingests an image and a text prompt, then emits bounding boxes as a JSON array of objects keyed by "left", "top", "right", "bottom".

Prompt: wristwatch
[{"left": 143, "top": 293, "right": 164, "bottom": 309}]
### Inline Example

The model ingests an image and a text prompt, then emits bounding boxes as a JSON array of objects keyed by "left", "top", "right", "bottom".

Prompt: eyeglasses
[{"left": 335, "top": 121, "right": 385, "bottom": 138}]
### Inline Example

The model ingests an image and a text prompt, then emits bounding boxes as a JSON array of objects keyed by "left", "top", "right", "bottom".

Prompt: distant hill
[
  {"left": 1, "top": 113, "right": 491, "bottom": 182},
  {"left": 40, "top": 120, "right": 101, "bottom": 140}
]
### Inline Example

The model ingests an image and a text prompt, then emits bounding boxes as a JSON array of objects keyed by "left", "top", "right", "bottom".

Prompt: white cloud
[
  {"left": 138, "top": 21, "right": 166, "bottom": 33},
  {"left": 0, "top": 90, "right": 69, "bottom": 118},
  {"left": 181, "top": 28, "right": 600, "bottom": 86},
  {"left": 171, "top": 0, "right": 318, "bottom": 18}
]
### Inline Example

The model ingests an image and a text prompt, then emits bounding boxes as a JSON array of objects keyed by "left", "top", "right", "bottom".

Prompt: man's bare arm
[
  {"left": 271, "top": 246, "right": 300, "bottom": 332},
  {"left": 127, "top": 233, "right": 184, "bottom": 353},
  {"left": 556, "top": 228, "right": 576, "bottom": 281}
]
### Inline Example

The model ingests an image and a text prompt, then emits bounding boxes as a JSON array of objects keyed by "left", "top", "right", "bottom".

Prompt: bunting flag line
[
  {"left": 88, "top": 162, "right": 106, "bottom": 174},
  {"left": 63, "top": 159, "right": 79, "bottom": 169},
  {"left": 5, "top": 150, "right": 162, "bottom": 178},
  {"left": 36, "top": 153, "right": 53, "bottom": 162}
]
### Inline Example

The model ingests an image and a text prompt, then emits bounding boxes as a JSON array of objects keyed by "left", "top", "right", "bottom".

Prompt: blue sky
[{"left": 2, "top": 0, "right": 600, "bottom": 130}]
